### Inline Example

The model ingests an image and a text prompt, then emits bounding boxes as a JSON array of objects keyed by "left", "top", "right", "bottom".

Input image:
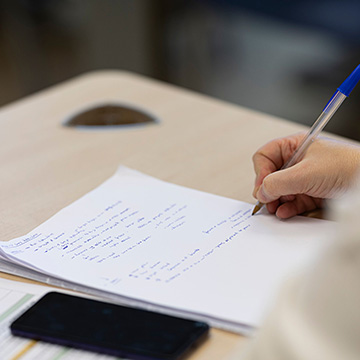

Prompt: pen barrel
[
  {"left": 323, "top": 90, "right": 347, "bottom": 114},
  {"left": 282, "top": 91, "right": 347, "bottom": 169}
]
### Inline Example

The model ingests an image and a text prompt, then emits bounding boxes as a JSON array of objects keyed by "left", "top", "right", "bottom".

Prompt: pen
[{"left": 252, "top": 64, "right": 360, "bottom": 215}]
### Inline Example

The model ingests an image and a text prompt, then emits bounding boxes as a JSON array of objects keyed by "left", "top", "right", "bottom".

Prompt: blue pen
[{"left": 252, "top": 64, "right": 360, "bottom": 215}]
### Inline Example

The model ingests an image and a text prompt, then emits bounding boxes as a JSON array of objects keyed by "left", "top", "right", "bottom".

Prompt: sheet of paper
[
  {"left": 0, "top": 167, "right": 335, "bottom": 332},
  {"left": 0, "top": 278, "right": 119, "bottom": 360}
]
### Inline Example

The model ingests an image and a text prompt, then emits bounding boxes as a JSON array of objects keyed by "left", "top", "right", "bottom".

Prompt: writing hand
[{"left": 252, "top": 133, "right": 360, "bottom": 219}]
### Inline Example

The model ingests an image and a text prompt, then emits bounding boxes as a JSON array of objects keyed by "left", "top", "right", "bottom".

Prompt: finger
[
  {"left": 266, "top": 200, "right": 280, "bottom": 214},
  {"left": 253, "top": 168, "right": 272, "bottom": 197},
  {"left": 253, "top": 133, "right": 306, "bottom": 176},
  {"left": 264, "top": 196, "right": 296, "bottom": 216},
  {"left": 253, "top": 142, "right": 282, "bottom": 179},
  {"left": 256, "top": 163, "right": 309, "bottom": 203},
  {"left": 275, "top": 195, "right": 320, "bottom": 219},
  {"left": 252, "top": 161, "right": 277, "bottom": 198},
  {"left": 252, "top": 134, "right": 305, "bottom": 197},
  {"left": 252, "top": 149, "right": 281, "bottom": 198}
]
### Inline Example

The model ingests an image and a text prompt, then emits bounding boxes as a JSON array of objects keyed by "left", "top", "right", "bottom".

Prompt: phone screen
[{"left": 10, "top": 292, "right": 209, "bottom": 360}]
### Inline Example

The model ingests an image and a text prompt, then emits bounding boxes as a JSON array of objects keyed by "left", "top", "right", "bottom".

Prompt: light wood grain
[{"left": 0, "top": 70, "right": 322, "bottom": 358}]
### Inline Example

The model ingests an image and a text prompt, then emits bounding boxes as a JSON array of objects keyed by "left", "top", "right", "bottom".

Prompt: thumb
[{"left": 255, "top": 165, "right": 307, "bottom": 203}]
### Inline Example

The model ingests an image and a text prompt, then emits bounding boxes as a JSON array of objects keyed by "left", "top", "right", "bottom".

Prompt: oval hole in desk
[{"left": 63, "top": 104, "right": 157, "bottom": 129}]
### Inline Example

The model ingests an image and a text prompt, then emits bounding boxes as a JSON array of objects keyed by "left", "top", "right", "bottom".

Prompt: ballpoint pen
[{"left": 252, "top": 64, "right": 360, "bottom": 215}]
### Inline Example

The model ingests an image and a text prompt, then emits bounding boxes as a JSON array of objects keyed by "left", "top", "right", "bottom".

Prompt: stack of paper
[{"left": 0, "top": 167, "right": 335, "bottom": 334}]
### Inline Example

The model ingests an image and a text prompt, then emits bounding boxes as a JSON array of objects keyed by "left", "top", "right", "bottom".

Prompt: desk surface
[{"left": 1, "top": 70, "right": 312, "bottom": 359}]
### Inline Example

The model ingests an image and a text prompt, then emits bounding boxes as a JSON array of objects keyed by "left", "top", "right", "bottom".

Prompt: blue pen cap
[{"left": 338, "top": 64, "right": 360, "bottom": 96}]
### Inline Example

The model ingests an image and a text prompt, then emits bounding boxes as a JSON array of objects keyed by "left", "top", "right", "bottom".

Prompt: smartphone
[{"left": 10, "top": 292, "right": 209, "bottom": 360}]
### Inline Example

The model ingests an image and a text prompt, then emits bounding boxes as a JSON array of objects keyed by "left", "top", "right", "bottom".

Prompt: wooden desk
[{"left": 0, "top": 71, "right": 311, "bottom": 359}]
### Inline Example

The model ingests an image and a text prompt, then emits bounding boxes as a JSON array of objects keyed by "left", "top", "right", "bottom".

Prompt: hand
[{"left": 252, "top": 133, "right": 360, "bottom": 219}]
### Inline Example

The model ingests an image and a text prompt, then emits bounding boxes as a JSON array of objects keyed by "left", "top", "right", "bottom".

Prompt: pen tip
[{"left": 252, "top": 204, "right": 261, "bottom": 216}]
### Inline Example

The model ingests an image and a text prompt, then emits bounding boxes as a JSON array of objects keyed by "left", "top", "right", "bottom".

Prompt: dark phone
[{"left": 10, "top": 292, "right": 209, "bottom": 360}]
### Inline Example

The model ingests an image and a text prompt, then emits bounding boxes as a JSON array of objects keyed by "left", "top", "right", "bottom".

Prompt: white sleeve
[{"left": 228, "top": 181, "right": 360, "bottom": 360}]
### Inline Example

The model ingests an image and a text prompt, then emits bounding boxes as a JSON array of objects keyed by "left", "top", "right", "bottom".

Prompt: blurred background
[{"left": 0, "top": 0, "right": 360, "bottom": 139}]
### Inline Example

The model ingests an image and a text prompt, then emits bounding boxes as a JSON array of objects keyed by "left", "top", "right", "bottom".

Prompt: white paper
[{"left": 0, "top": 167, "right": 335, "bottom": 332}]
